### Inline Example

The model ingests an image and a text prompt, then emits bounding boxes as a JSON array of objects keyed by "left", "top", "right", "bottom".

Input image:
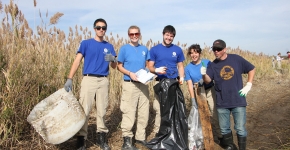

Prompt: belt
[
  {"left": 124, "top": 80, "right": 140, "bottom": 83},
  {"left": 84, "top": 74, "right": 107, "bottom": 77},
  {"left": 205, "top": 85, "right": 214, "bottom": 90}
]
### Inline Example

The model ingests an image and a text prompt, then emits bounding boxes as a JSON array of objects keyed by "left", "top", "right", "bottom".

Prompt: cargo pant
[
  {"left": 152, "top": 81, "right": 160, "bottom": 133},
  {"left": 77, "top": 76, "right": 109, "bottom": 139},
  {"left": 120, "top": 81, "right": 150, "bottom": 141}
]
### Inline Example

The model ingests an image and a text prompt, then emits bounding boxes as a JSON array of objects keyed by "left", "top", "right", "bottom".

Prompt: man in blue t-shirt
[
  {"left": 117, "top": 25, "right": 150, "bottom": 150},
  {"left": 148, "top": 25, "right": 185, "bottom": 134},
  {"left": 64, "top": 18, "right": 117, "bottom": 150},
  {"left": 201, "top": 39, "right": 255, "bottom": 150}
]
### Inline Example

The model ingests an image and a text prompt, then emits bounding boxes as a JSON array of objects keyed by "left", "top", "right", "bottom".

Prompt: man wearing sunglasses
[
  {"left": 201, "top": 39, "right": 255, "bottom": 150},
  {"left": 64, "top": 18, "right": 117, "bottom": 150}
]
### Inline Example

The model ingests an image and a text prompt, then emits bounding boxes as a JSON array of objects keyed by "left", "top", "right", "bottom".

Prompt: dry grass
[{"left": 0, "top": 0, "right": 289, "bottom": 149}]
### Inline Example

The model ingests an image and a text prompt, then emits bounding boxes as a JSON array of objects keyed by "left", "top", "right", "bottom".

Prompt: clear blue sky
[{"left": 3, "top": 0, "right": 290, "bottom": 56}]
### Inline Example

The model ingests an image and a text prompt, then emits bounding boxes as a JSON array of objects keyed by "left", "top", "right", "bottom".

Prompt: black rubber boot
[
  {"left": 96, "top": 132, "right": 111, "bottom": 150},
  {"left": 76, "top": 136, "right": 85, "bottom": 150},
  {"left": 220, "top": 132, "right": 237, "bottom": 150},
  {"left": 237, "top": 136, "right": 246, "bottom": 150},
  {"left": 122, "top": 137, "right": 138, "bottom": 150}
]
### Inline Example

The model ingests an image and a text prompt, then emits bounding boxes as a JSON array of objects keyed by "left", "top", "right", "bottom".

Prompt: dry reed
[{"left": 0, "top": 0, "right": 289, "bottom": 149}]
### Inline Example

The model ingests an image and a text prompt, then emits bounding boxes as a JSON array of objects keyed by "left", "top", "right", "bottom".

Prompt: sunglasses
[
  {"left": 128, "top": 33, "right": 140, "bottom": 37},
  {"left": 212, "top": 47, "right": 224, "bottom": 52},
  {"left": 94, "top": 26, "right": 107, "bottom": 30}
]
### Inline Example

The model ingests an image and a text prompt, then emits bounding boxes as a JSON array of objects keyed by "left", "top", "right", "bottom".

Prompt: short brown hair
[
  {"left": 93, "top": 18, "right": 107, "bottom": 28},
  {"left": 128, "top": 25, "right": 140, "bottom": 34},
  {"left": 162, "top": 25, "right": 176, "bottom": 37},
  {"left": 187, "top": 44, "right": 202, "bottom": 55}
]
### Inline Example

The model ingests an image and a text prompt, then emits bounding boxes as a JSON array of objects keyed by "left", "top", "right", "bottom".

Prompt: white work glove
[
  {"left": 179, "top": 77, "right": 184, "bottom": 85},
  {"left": 200, "top": 66, "right": 207, "bottom": 75},
  {"left": 191, "top": 98, "right": 198, "bottom": 109},
  {"left": 155, "top": 67, "right": 166, "bottom": 74},
  {"left": 239, "top": 82, "right": 252, "bottom": 97}
]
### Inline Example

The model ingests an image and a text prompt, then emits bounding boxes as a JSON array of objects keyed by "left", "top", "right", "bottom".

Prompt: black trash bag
[{"left": 147, "top": 79, "right": 188, "bottom": 150}]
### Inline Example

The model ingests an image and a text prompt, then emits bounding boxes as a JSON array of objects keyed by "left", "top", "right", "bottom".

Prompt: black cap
[{"left": 212, "top": 39, "right": 226, "bottom": 49}]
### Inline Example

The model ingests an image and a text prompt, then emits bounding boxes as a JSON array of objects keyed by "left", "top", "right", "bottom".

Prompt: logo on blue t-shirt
[
  {"left": 142, "top": 51, "right": 146, "bottom": 57},
  {"left": 103, "top": 48, "right": 110, "bottom": 54},
  {"left": 172, "top": 52, "right": 177, "bottom": 57},
  {"left": 220, "top": 65, "right": 234, "bottom": 80}
]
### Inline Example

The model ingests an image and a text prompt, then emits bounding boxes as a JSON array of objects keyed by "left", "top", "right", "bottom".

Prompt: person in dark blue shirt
[{"left": 201, "top": 39, "right": 255, "bottom": 150}]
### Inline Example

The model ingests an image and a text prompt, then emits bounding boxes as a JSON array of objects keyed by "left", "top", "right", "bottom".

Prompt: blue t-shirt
[
  {"left": 77, "top": 38, "right": 116, "bottom": 75},
  {"left": 150, "top": 43, "right": 185, "bottom": 79},
  {"left": 206, "top": 54, "right": 255, "bottom": 108},
  {"left": 185, "top": 59, "right": 214, "bottom": 89},
  {"left": 118, "top": 44, "right": 150, "bottom": 80}
]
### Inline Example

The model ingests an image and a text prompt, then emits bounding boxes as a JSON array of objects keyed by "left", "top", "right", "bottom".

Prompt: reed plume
[{"left": 49, "top": 12, "right": 63, "bottom": 25}]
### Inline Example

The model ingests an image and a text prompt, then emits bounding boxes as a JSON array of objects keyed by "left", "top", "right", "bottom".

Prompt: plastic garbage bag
[
  {"left": 27, "top": 88, "right": 85, "bottom": 144},
  {"left": 188, "top": 99, "right": 204, "bottom": 150},
  {"left": 146, "top": 79, "right": 188, "bottom": 150}
]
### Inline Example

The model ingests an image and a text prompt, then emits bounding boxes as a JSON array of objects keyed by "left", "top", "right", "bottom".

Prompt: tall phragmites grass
[
  {"left": 0, "top": 0, "right": 289, "bottom": 149},
  {"left": 0, "top": 1, "right": 2, "bottom": 12}
]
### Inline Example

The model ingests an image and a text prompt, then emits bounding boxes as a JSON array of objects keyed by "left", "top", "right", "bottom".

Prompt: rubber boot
[
  {"left": 237, "top": 136, "right": 246, "bottom": 150},
  {"left": 220, "top": 132, "right": 237, "bottom": 150},
  {"left": 96, "top": 132, "right": 111, "bottom": 150},
  {"left": 76, "top": 136, "right": 85, "bottom": 150},
  {"left": 122, "top": 137, "right": 138, "bottom": 150}
]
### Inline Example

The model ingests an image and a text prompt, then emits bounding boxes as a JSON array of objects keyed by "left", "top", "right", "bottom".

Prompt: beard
[{"left": 163, "top": 39, "right": 172, "bottom": 46}]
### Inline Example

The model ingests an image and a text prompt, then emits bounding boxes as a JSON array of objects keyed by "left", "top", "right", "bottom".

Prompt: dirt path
[
  {"left": 246, "top": 77, "right": 290, "bottom": 149},
  {"left": 14, "top": 76, "right": 290, "bottom": 150},
  {"left": 79, "top": 77, "right": 290, "bottom": 150}
]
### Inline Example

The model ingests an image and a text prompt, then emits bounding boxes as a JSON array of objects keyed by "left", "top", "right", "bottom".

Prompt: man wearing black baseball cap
[
  {"left": 201, "top": 39, "right": 256, "bottom": 150},
  {"left": 212, "top": 39, "right": 226, "bottom": 48},
  {"left": 211, "top": 39, "right": 227, "bottom": 60}
]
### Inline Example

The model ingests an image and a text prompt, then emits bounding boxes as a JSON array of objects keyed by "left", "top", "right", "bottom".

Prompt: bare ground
[{"left": 9, "top": 75, "right": 290, "bottom": 150}]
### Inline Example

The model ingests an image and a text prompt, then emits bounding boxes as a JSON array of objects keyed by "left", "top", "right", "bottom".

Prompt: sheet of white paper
[{"left": 135, "top": 69, "right": 156, "bottom": 84}]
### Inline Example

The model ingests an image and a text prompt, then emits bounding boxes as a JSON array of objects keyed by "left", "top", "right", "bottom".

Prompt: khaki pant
[
  {"left": 77, "top": 76, "right": 109, "bottom": 138},
  {"left": 200, "top": 86, "right": 222, "bottom": 138},
  {"left": 120, "top": 81, "right": 150, "bottom": 141},
  {"left": 152, "top": 81, "right": 160, "bottom": 133}
]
